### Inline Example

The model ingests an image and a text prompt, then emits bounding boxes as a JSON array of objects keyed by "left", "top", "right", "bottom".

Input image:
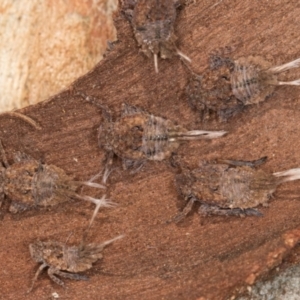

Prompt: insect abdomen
[
  {"left": 142, "top": 115, "right": 170, "bottom": 160},
  {"left": 231, "top": 64, "right": 261, "bottom": 104}
]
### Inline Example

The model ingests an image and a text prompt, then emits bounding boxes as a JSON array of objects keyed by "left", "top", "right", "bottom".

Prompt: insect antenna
[
  {"left": 52, "top": 184, "right": 115, "bottom": 215},
  {"left": 96, "top": 234, "right": 124, "bottom": 249},
  {"left": 73, "top": 180, "right": 106, "bottom": 189},
  {"left": 277, "top": 79, "right": 300, "bottom": 86},
  {"left": 73, "top": 193, "right": 116, "bottom": 212},
  {"left": 102, "top": 167, "right": 114, "bottom": 184},
  {"left": 265, "top": 57, "right": 300, "bottom": 86},
  {"left": 176, "top": 48, "right": 191, "bottom": 64},
  {"left": 64, "top": 231, "right": 74, "bottom": 245},
  {"left": 80, "top": 195, "right": 118, "bottom": 248},
  {"left": 174, "top": 130, "right": 227, "bottom": 141},
  {"left": 76, "top": 91, "right": 112, "bottom": 121},
  {"left": 154, "top": 53, "right": 159, "bottom": 73},
  {"left": 86, "top": 195, "right": 116, "bottom": 231},
  {"left": 268, "top": 58, "right": 300, "bottom": 74},
  {"left": 273, "top": 168, "right": 300, "bottom": 183}
]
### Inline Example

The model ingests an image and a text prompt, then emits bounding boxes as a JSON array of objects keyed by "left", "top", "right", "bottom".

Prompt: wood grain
[{"left": 1, "top": 1, "right": 300, "bottom": 299}]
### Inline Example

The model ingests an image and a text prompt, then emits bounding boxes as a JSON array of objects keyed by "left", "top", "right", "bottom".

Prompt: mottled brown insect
[
  {"left": 187, "top": 54, "right": 300, "bottom": 121},
  {"left": 79, "top": 93, "right": 226, "bottom": 180},
  {"left": 122, "top": 0, "right": 190, "bottom": 72},
  {"left": 0, "top": 141, "right": 111, "bottom": 214},
  {"left": 28, "top": 189, "right": 119, "bottom": 292},
  {"left": 28, "top": 234, "right": 123, "bottom": 292},
  {"left": 174, "top": 157, "right": 300, "bottom": 222}
]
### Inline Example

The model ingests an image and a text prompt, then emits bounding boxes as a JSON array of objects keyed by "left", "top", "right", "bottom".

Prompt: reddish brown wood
[{"left": 2, "top": 1, "right": 300, "bottom": 299}]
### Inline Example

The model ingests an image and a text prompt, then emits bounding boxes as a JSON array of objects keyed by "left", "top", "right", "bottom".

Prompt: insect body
[
  {"left": 174, "top": 157, "right": 300, "bottom": 222},
  {"left": 0, "top": 141, "right": 111, "bottom": 214},
  {"left": 27, "top": 186, "right": 121, "bottom": 292},
  {"left": 187, "top": 64, "right": 243, "bottom": 121},
  {"left": 187, "top": 55, "right": 300, "bottom": 121},
  {"left": 123, "top": 0, "right": 190, "bottom": 72},
  {"left": 28, "top": 235, "right": 123, "bottom": 292},
  {"left": 97, "top": 103, "right": 226, "bottom": 178},
  {"left": 231, "top": 56, "right": 300, "bottom": 104}
]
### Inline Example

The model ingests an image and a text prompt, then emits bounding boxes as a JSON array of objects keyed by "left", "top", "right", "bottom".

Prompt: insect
[
  {"left": 174, "top": 157, "right": 300, "bottom": 222},
  {"left": 0, "top": 140, "right": 112, "bottom": 214},
  {"left": 187, "top": 54, "right": 300, "bottom": 121},
  {"left": 122, "top": 0, "right": 191, "bottom": 73},
  {"left": 78, "top": 93, "right": 226, "bottom": 181},
  {"left": 28, "top": 220, "right": 124, "bottom": 292}
]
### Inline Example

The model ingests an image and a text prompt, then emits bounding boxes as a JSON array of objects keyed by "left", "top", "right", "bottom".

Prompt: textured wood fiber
[{"left": 1, "top": 1, "right": 300, "bottom": 299}]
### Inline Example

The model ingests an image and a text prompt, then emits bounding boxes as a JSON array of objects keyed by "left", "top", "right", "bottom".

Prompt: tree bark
[{"left": 1, "top": 1, "right": 300, "bottom": 299}]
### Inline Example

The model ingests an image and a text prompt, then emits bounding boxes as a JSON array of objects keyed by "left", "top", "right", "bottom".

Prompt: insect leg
[
  {"left": 47, "top": 267, "right": 66, "bottom": 287},
  {"left": 198, "top": 204, "right": 263, "bottom": 217},
  {"left": 8, "top": 201, "right": 32, "bottom": 214},
  {"left": 51, "top": 269, "right": 89, "bottom": 281},
  {"left": 173, "top": 197, "right": 197, "bottom": 223},
  {"left": 0, "top": 140, "right": 9, "bottom": 168},
  {"left": 27, "top": 262, "right": 48, "bottom": 293},
  {"left": 216, "top": 156, "right": 267, "bottom": 168}
]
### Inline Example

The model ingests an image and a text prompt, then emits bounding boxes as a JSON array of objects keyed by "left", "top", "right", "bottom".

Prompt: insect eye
[
  {"left": 132, "top": 146, "right": 142, "bottom": 151},
  {"left": 221, "top": 75, "right": 229, "bottom": 80},
  {"left": 133, "top": 125, "right": 143, "bottom": 131},
  {"left": 136, "top": 26, "right": 147, "bottom": 31}
]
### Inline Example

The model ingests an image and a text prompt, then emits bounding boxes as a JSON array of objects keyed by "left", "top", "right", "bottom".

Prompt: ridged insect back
[
  {"left": 142, "top": 115, "right": 169, "bottom": 160},
  {"left": 32, "top": 165, "right": 59, "bottom": 203},
  {"left": 231, "top": 63, "right": 261, "bottom": 104}
]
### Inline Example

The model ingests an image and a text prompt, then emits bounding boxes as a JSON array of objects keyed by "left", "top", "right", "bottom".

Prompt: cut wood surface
[
  {"left": 2, "top": 1, "right": 300, "bottom": 299},
  {"left": 0, "top": 0, "right": 117, "bottom": 111}
]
